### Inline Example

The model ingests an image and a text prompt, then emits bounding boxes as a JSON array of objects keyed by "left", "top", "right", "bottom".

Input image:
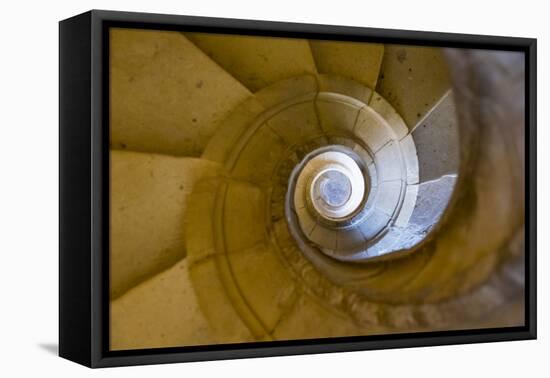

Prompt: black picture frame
[{"left": 59, "top": 9, "right": 537, "bottom": 368}]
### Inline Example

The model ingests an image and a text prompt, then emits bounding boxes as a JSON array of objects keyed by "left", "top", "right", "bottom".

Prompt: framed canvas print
[{"left": 59, "top": 10, "right": 536, "bottom": 368}]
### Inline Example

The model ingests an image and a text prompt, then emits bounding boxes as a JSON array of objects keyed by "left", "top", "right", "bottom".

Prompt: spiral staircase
[{"left": 108, "top": 28, "right": 526, "bottom": 350}]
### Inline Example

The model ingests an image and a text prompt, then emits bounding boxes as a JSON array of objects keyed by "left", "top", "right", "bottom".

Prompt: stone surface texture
[
  {"left": 108, "top": 32, "right": 525, "bottom": 351},
  {"left": 110, "top": 150, "right": 221, "bottom": 299},
  {"left": 376, "top": 45, "right": 451, "bottom": 129},
  {"left": 110, "top": 28, "right": 251, "bottom": 156},
  {"left": 186, "top": 32, "right": 317, "bottom": 91}
]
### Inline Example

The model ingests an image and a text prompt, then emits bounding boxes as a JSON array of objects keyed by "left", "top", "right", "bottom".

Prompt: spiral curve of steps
[{"left": 108, "top": 28, "right": 525, "bottom": 350}]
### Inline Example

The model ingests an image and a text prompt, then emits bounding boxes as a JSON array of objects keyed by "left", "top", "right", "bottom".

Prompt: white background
[{"left": 0, "top": 0, "right": 546, "bottom": 376}]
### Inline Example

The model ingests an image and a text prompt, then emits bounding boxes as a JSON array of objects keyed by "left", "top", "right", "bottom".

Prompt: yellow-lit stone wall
[{"left": 108, "top": 28, "right": 525, "bottom": 351}]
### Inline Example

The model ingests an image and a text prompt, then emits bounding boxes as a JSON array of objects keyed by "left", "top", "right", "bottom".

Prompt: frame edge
[{"left": 59, "top": 11, "right": 94, "bottom": 368}]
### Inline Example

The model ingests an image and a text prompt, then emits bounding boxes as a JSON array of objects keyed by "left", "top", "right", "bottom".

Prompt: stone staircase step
[
  {"left": 110, "top": 28, "right": 251, "bottom": 156},
  {"left": 186, "top": 32, "right": 317, "bottom": 92}
]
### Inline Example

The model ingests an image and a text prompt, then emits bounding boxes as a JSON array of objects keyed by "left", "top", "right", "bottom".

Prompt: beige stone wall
[{"left": 108, "top": 28, "right": 525, "bottom": 351}]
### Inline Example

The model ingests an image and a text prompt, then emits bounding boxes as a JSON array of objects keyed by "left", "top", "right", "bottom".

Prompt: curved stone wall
[{"left": 107, "top": 29, "right": 525, "bottom": 350}]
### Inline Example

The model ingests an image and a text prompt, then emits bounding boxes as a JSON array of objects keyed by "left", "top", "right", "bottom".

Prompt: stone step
[
  {"left": 110, "top": 150, "right": 221, "bottom": 299},
  {"left": 110, "top": 259, "right": 214, "bottom": 350},
  {"left": 110, "top": 28, "right": 251, "bottom": 156},
  {"left": 376, "top": 45, "right": 452, "bottom": 130},
  {"left": 309, "top": 40, "right": 384, "bottom": 90},
  {"left": 186, "top": 32, "right": 318, "bottom": 92}
]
